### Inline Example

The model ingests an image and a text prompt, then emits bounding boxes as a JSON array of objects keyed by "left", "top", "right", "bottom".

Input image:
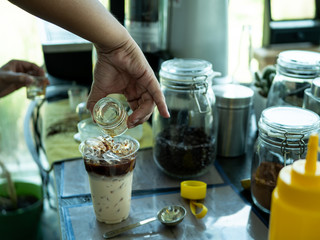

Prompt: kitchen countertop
[{"left": 24, "top": 84, "right": 270, "bottom": 240}]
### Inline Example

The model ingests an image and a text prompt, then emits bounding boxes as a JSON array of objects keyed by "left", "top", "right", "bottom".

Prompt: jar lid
[
  {"left": 160, "top": 58, "right": 220, "bottom": 82},
  {"left": 277, "top": 50, "right": 320, "bottom": 78},
  {"left": 260, "top": 106, "right": 320, "bottom": 136},
  {"left": 212, "top": 84, "right": 253, "bottom": 108},
  {"left": 311, "top": 78, "right": 320, "bottom": 98}
]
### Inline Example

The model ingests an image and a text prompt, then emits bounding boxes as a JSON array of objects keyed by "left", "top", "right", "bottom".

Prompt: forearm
[{"left": 9, "top": 0, "right": 130, "bottom": 50}]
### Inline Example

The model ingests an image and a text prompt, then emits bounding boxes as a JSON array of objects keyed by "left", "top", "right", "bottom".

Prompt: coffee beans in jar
[
  {"left": 152, "top": 58, "right": 220, "bottom": 178},
  {"left": 154, "top": 125, "right": 216, "bottom": 178}
]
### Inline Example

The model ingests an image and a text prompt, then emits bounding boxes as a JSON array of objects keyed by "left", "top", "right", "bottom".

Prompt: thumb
[{"left": 0, "top": 72, "right": 34, "bottom": 98}]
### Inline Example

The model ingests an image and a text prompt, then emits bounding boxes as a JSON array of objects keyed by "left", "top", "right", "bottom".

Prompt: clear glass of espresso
[{"left": 79, "top": 135, "right": 139, "bottom": 224}]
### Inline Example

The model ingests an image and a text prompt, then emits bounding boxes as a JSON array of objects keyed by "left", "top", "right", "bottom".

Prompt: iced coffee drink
[{"left": 79, "top": 135, "right": 139, "bottom": 224}]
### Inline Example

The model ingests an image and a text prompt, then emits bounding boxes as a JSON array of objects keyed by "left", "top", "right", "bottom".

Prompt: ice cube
[{"left": 102, "top": 150, "right": 120, "bottom": 162}]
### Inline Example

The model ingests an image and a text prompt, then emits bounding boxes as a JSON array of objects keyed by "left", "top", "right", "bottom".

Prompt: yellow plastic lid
[
  {"left": 180, "top": 180, "right": 207, "bottom": 200},
  {"left": 180, "top": 181, "right": 208, "bottom": 219}
]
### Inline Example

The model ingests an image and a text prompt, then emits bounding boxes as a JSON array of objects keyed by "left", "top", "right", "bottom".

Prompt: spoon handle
[{"left": 103, "top": 217, "right": 157, "bottom": 239}]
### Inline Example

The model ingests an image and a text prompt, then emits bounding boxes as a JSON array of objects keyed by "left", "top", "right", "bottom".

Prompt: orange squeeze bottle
[{"left": 268, "top": 133, "right": 320, "bottom": 240}]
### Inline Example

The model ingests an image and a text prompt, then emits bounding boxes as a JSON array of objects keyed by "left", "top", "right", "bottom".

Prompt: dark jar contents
[
  {"left": 251, "top": 162, "right": 283, "bottom": 210},
  {"left": 152, "top": 58, "right": 219, "bottom": 178},
  {"left": 153, "top": 126, "right": 216, "bottom": 178}
]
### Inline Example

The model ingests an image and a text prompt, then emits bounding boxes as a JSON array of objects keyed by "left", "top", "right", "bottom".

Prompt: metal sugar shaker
[
  {"left": 303, "top": 78, "right": 320, "bottom": 115},
  {"left": 213, "top": 84, "right": 254, "bottom": 157}
]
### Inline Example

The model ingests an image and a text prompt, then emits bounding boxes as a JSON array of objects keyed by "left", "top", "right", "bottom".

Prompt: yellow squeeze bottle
[{"left": 268, "top": 134, "right": 320, "bottom": 240}]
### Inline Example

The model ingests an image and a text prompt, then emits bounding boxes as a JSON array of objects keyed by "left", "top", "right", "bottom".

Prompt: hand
[
  {"left": 87, "top": 39, "right": 170, "bottom": 128},
  {"left": 0, "top": 59, "right": 47, "bottom": 98},
  {"left": 8, "top": 0, "right": 169, "bottom": 126}
]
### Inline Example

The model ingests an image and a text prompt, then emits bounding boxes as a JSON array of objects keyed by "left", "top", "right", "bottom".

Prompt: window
[
  {"left": 271, "top": 0, "right": 316, "bottom": 21},
  {"left": 263, "top": 0, "right": 320, "bottom": 46}
]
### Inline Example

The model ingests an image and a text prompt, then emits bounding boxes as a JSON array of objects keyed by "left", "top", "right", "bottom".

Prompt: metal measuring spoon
[{"left": 103, "top": 205, "right": 187, "bottom": 239}]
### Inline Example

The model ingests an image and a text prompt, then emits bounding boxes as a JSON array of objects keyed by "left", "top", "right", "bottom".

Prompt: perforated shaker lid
[{"left": 212, "top": 84, "right": 254, "bottom": 109}]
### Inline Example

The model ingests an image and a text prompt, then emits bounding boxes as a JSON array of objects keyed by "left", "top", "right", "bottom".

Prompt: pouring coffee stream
[{"left": 103, "top": 205, "right": 186, "bottom": 239}]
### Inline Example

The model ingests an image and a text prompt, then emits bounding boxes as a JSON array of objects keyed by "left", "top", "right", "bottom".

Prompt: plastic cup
[{"left": 79, "top": 135, "right": 140, "bottom": 224}]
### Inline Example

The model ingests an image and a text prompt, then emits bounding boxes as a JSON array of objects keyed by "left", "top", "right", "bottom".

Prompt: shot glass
[
  {"left": 93, "top": 97, "right": 128, "bottom": 137},
  {"left": 79, "top": 135, "right": 140, "bottom": 224},
  {"left": 68, "top": 86, "right": 88, "bottom": 112},
  {"left": 26, "top": 75, "right": 48, "bottom": 100}
]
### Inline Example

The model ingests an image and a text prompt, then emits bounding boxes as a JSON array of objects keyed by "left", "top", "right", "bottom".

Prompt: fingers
[
  {"left": 2, "top": 60, "right": 45, "bottom": 76},
  {"left": 17, "top": 60, "right": 45, "bottom": 75},
  {"left": 127, "top": 97, "right": 155, "bottom": 128},
  {"left": 125, "top": 73, "right": 169, "bottom": 127},
  {"left": 86, "top": 84, "right": 108, "bottom": 114},
  {"left": 0, "top": 86, "right": 20, "bottom": 98},
  {"left": 3, "top": 72, "right": 33, "bottom": 86},
  {"left": 142, "top": 73, "right": 170, "bottom": 119},
  {"left": 0, "top": 72, "right": 33, "bottom": 98},
  {"left": 153, "top": 91, "right": 170, "bottom": 118},
  {"left": 25, "top": 63, "right": 46, "bottom": 76}
]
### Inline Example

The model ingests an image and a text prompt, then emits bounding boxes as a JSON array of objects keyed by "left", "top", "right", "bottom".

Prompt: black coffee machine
[
  {"left": 109, "top": 0, "right": 172, "bottom": 76},
  {"left": 41, "top": 0, "right": 228, "bottom": 85},
  {"left": 111, "top": 0, "right": 228, "bottom": 77}
]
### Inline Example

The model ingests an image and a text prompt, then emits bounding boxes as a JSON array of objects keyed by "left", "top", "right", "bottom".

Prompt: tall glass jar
[
  {"left": 251, "top": 106, "right": 320, "bottom": 213},
  {"left": 267, "top": 50, "right": 320, "bottom": 108},
  {"left": 152, "top": 58, "right": 220, "bottom": 178}
]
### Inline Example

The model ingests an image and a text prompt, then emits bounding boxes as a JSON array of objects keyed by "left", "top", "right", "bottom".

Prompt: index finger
[
  {"left": 4, "top": 72, "right": 33, "bottom": 86},
  {"left": 147, "top": 79, "right": 170, "bottom": 118},
  {"left": 14, "top": 60, "right": 45, "bottom": 76}
]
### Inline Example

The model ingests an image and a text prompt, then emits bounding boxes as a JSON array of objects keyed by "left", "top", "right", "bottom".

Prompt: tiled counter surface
[
  {"left": 24, "top": 81, "right": 269, "bottom": 239},
  {"left": 53, "top": 147, "right": 269, "bottom": 240}
]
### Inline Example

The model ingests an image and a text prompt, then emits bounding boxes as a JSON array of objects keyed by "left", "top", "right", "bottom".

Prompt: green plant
[
  {"left": 254, "top": 65, "right": 276, "bottom": 98},
  {"left": 0, "top": 160, "right": 43, "bottom": 240},
  {"left": 0, "top": 161, "right": 17, "bottom": 209}
]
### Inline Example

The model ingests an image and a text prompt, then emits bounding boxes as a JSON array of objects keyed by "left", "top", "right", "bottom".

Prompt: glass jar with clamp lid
[
  {"left": 152, "top": 58, "right": 220, "bottom": 178},
  {"left": 251, "top": 106, "right": 320, "bottom": 213}
]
